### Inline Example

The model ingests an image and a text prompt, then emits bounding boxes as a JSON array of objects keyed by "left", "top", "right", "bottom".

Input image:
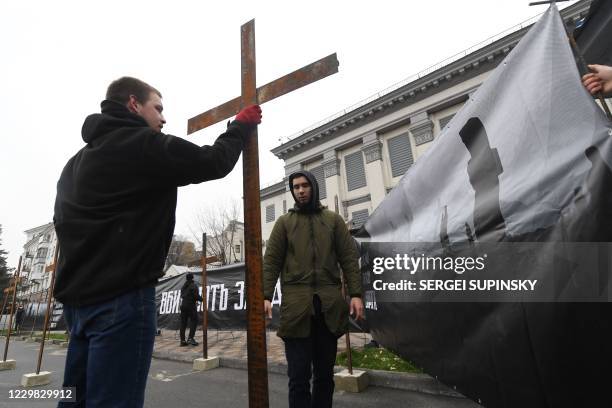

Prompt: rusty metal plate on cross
[{"left": 187, "top": 53, "right": 339, "bottom": 134}]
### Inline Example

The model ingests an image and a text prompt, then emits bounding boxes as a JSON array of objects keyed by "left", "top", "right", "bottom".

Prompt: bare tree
[
  {"left": 189, "top": 199, "right": 244, "bottom": 265},
  {"left": 164, "top": 234, "right": 196, "bottom": 270}
]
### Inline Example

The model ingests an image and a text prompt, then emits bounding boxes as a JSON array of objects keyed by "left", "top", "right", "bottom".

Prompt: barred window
[
  {"left": 345, "top": 151, "right": 367, "bottom": 191},
  {"left": 351, "top": 209, "right": 369, "bottom": 229},
  {"left": 388, "top": 133, "right": 414, "bottom": 178},
  {"left": 310, "top": 165, "right": 327, "bottom": 199},
  {"left": 36, "top": 248, "right": 48, "bottom": 259},
  {"left": 439, "top": 114, "right": 455, "bottom": 130},
  {"left": 265, "top": 204, "right": 275, "bottom": 223}
]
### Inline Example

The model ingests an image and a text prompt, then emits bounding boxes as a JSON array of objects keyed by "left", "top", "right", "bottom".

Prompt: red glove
[{"left": 236, "top": 105, "right": 262, "bottom": 125}]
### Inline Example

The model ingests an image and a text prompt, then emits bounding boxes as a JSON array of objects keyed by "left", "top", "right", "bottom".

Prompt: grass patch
[
  {"left": 42, "top": 332, "right": 69, "bottom": 341},
  {"left": 0, "top": 329, "right": 68, "bottom": 341},
  {"left": 336, "top": 347, "right": 423, "bottom": 373}
]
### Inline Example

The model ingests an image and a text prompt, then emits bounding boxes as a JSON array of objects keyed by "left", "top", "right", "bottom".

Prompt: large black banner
[
  {"left": 156, "top": 263, "right": 281, "bottom": 330},
  {"left": 155, "top": 263, "right": 367, "bottom": 333},
  {"left": 358, "top": 6, "right": 612, "bottom": 408}
]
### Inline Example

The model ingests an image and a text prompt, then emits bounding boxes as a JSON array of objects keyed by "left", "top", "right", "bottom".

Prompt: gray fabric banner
[{"left": 359, "top": 5, "right": 612, "bottom": 407}]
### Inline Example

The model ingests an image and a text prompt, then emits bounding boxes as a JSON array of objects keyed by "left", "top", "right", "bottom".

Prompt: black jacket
[
  {"left": 180, "top": 280, "right": 203, "bottom": 310},
  {"left": 53, "top": 100, "right": 250, "bottom": 306}
]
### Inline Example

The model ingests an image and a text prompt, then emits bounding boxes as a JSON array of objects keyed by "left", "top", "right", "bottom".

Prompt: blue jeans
[
  {"left": 58, "top": 286, "right": 156, "bottom": 408},
  {"left": 283, "top": 297, "right": 338, "bottom": 408}
]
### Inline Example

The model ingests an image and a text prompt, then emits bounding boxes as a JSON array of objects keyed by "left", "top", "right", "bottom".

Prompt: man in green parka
[{"left": 263, "top": 170, "right": 364, "bottom": 408}]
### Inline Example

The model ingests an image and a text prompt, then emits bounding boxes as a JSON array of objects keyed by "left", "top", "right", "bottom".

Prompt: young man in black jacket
[
  {"left": 54, "top": 77, "right": 261, "bottom": 408},
  {"left": 179, "top": 272, "right": 202, "bottom": 346}
]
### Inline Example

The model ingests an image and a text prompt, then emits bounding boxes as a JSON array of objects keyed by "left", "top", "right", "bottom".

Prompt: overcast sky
[{"left": 0, "top": 0, "right": 580, "bottom": 268}]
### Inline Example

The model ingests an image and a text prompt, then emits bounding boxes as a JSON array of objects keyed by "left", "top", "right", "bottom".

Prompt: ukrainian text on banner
[{"left": 155, "top": 263, "right": 281, "bottom": 330}]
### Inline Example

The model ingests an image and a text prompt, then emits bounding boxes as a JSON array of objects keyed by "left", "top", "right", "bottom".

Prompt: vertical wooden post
[
  {"left": 35, "top": 246, "right": 59, "bottom": 374},
  {"left": 30, "top": 289, "right": 47, "bottom": 338},
  {"left": 241, "top": 20, "right": 269, "bottom": 408},
  {"left": 2, "top": 256, "right": 22, "bottom": 361},
  {"left": 201, "top": 233, "right": 208, "bottom": 360},
  {"left": 0, "top": 289, "right": 10, "bottom": 333}
]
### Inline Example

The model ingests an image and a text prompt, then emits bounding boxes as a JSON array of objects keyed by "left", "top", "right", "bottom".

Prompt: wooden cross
[{"left": 187, "top": 20, "right": 339, "bottom": 408}]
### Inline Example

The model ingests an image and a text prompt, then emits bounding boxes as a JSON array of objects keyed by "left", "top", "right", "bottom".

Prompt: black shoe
[
  {"left": 180, "top": 341, "right": 188, "bottom": 347},
  {"left": 188, "top": 338, "right": 199, "bottom": 346},
  {"left": 364, "top": 340, "right": 379, "bottom": 349}
]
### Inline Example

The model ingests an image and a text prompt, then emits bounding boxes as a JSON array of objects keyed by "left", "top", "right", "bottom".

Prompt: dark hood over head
[
  {"left": 81, "top": 100, "right": 149, "bottom": 144},
  {"left": 288, "top": 170, "right": 322, "bottom": 212}
]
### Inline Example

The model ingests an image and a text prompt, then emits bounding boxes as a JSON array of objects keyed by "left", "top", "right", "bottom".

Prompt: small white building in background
[
  {"left": 19, "top": 222, "right": 58, "bottom": 299},
  {"left": 258, "top": 1, "right": 591, "bottom": 245}
]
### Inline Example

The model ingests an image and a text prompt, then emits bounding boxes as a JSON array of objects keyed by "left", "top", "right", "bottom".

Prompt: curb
[{"left": 152, "top": 350, "right": 465, "bottom": 398}]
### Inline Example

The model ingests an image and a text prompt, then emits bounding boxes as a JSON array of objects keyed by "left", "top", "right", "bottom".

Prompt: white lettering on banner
[
  {"left": 171, "top": 290, "right": 181, "bottom": 313},
  {"left": 234, "top": 281, "right": 245, "bottom": 310},
  {"left": 160, "top": 292, "right": 168, "bottom": 314},
  {"left": 218, "top": 284, "right": 228, "bottom": 311},
  {"left": 209, "top": 285, "right": 218, "bottom": 311},
  {"left": 197, "top": 287, "right": 203, "bottom": 312},
  {"left": 271, "top": 279, "right": 282, "bottom": 306},
  {"left": 159, "top": 279, "right": 286, "bottom": 315}
]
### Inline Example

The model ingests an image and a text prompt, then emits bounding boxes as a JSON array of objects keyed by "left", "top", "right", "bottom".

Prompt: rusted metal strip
[
  {"left": 2, "top": 256, "right": 21, "bottom": 361},
  {"left": 0, "top": 287, "right": 10, "bottom": 333},
  {"left": 201, "top": 233, "right": 208, "bottom": 360},
  {"left": 241, "top": 19, "right": 270, "bottom": 408},
  {"left": 30, "top": 289, "right": 47, "bottom": 338},
  {"left": 256, "top": 53, "right": 339, "bottom": 104},
  {"left": 36, "top": 246, "right": 59, "bottom": 374},
  {"left": 187, "top": 96, "right": 242, "bottom": 135},
  {"left": 187, "top": 53, "right": 339, "bottom": 134}
]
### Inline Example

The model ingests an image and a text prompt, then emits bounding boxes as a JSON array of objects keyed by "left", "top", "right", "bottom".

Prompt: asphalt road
[{"left": 0, "top": 339, "right": 480, "bottom": 407}]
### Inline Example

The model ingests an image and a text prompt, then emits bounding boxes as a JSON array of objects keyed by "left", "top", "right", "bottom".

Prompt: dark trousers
[
  {"left": 58, "top": 286, "right": 156, "bottom": 408},
  {"left": 179, "top": 306, "right": 197, "bottom": 342},
  {"left": 283, "top": 309, "right": 338, "bottom": 408}
]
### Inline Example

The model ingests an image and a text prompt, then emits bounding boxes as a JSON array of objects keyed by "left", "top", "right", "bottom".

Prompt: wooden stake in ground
[
  {"left": 2, "top": 256, "right": 22, "bottom": 362},
  {"left": 35, "top": 246, "right": 59, "bottom": 374},
  {"left": 0, "top": 285, "right": 12, "bottom": 333},
  {"left": 187, "top": 19, "right": 339, "bottom": 408},
  {"left": 201, "top": 233, "right": 208, "bottom": 359},
  {"left": 29, "top": 289, "right": 47, "bottom": 338}
]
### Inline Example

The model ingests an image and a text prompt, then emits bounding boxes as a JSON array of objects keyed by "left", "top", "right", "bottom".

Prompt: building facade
[
  {"left": 259, "top": 1, "right": 592, "bottom": 244},
  {"left": 18, "top": 222, "right": 58, "bottom": 300}
]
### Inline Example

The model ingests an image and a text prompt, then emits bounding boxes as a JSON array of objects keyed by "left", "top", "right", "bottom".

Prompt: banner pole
[{"left": 567, "top": 33, "right": 612, "bottom": 121}]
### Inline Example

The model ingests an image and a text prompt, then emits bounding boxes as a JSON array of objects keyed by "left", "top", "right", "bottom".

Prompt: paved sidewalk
[{"left": 154, "top": 328, "right": 373, "bottom": 364}]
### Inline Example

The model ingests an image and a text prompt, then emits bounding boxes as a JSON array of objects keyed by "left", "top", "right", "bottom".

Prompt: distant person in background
[
  {"left": 14, "top": 304, "right": 25, "bottom": 333},
  {"left": 179, "top": 272, "right": 202, "bottom": 346},
  {"left": 582, "top": 64, "right": 612, "bottom": 96}
]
